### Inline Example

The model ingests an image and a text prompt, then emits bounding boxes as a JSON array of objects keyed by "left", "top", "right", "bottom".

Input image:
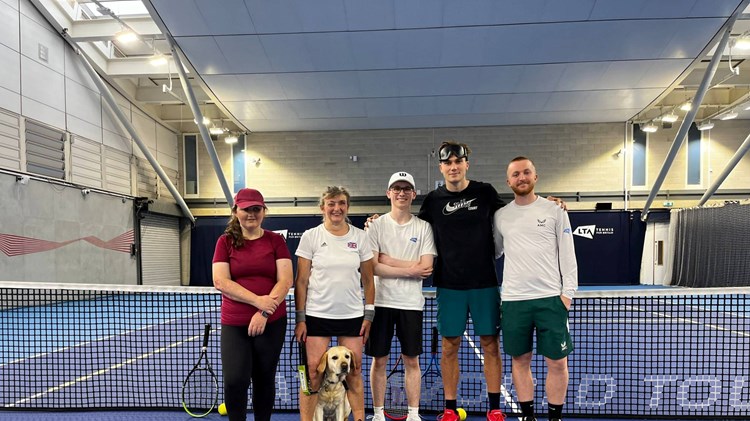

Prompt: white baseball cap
[{"left": 387, "top": 171, "right": 415, "bottom": 189}]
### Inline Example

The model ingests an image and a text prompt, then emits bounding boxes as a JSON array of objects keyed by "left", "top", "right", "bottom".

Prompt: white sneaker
[
  {"left": 407, "top": 414, "right": 422, "bottom": 421},
  {"left": 371, "top": 414, "right": 386, "bottom": 421}
]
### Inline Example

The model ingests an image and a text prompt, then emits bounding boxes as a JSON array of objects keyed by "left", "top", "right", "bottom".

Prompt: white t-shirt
[
  {"left": 493, "top": 197, "right": 578, "bottom": 301},
  {"left": 367, "top": 213, "right": 437, "bottom": 311},
  {"left": 296, "top": 224, "right": 373, "bottom": 319}
]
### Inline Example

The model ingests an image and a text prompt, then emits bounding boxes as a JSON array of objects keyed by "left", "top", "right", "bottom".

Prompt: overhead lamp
[
  {"left": 149, "top": 54, "right": 167, "bottom": 66},
  {"left": 696, "top": 120, "right": 714, "bottom": 131},
  {"left": 743, "top": 103, "right": 750, "bottom": 111},
  {"left": 661, "top": 113, "right": 678, "bottom": 123},
  {"left": 680, "top": 102, "right": 692, "bottom": 112},
  {"left": 734, "top": 36, "right": 750, "bottom": 50},
  {"left": 193, "top": 116, "right": 211, "bottom": 126},
  {"left": 114, "top": 29, "right": 137, "bottom": 43},
  {"left": 720, "top": 110, "right": 738, "bottom": 120},
  {"left": 641, "top": 122, "right": 658, "bottom": 133},
  {"left": 209, "top": 126, "right": 225, "bottom": 135},
  {"left": 224, "top": 135, "right": 238, "bottom": 144}
]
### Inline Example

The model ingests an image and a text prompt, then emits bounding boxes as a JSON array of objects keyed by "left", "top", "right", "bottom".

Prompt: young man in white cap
[
  {"left": 493, "top": 156, "right": 578, "bottom": 421},
  {"left": 366, "top": 171, "right": 437, "bottom": 421}
]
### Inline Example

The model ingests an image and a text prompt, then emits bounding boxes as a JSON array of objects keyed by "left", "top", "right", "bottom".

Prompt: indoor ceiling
[{"left": 32, "top": 0, "right": 750, "bottom": 134}]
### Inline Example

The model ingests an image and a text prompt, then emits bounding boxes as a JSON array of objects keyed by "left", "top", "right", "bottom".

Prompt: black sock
[
  {"left": 487, "top": 392, "right": 501, "bottom": 410},
  {"left": 446, "top": 400, "right": 457, "bottom": 411},
  {"left": 548, "top": 403, "right": 563, "bottom": 419},
  {"left": 519, "top": 400, "right": 534, "bottom": 417}
]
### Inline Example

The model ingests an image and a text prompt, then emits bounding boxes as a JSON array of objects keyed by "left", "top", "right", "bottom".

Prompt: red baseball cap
[{"left": 234, "top": 188, "right": 266, "bottom": 209}]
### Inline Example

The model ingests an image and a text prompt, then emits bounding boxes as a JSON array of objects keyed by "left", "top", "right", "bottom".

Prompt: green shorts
[
  {"left": 436, "top": 287, "right": 500, "bottom": 337},
  {"left": 501, "top": 296, "right": 573, "bottom": 360}
]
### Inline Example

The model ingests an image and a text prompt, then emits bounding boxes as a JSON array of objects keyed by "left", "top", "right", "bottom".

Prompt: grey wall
[
  {"left": 193, "top": 121, "right": 750, "bottom": 215},
  {"left": 0, "top": 171, "right": 136, "bottom": 284}
]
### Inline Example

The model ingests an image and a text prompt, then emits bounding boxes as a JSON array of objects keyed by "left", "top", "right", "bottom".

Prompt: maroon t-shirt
[{"left": 212, "top": 230, "right": 291, "bottom": 325}]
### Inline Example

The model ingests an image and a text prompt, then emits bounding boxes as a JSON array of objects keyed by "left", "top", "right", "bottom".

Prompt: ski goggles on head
[{"left": 438, "top": 144, "right": 468, "bottom": 161}]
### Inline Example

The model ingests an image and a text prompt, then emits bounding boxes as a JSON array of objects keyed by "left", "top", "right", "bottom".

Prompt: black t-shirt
[{"left": 418, "top": 180, "right": 506, "bottom": 290}]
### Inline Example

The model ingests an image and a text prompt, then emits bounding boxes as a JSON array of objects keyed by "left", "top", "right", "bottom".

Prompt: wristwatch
[{"left": 260, "top": 310, "right": 269, "bottom": 318}]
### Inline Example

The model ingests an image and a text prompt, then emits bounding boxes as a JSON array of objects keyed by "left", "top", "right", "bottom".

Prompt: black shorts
[
  {"left": 306, "top": 315, "right": 363, "bottom": 337},
  {"left": 365, "top": 307, "right": 423, "bottom": 358}
]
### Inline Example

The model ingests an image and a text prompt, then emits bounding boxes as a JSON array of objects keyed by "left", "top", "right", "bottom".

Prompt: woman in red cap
[{"left": 212, "top": 188, "right": 293, "bottom": 421}]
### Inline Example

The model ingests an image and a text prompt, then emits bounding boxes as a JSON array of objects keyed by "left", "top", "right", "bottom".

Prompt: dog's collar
[{"left": 319, "top": 378, "right": 349, "bottom": 392}]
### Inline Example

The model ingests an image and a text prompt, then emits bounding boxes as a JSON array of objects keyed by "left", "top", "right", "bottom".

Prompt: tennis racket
[
  {"left": 384, "top": 355, "right": 408, "bottom": 420},
  {"left": 297, "top": 340, "right": 313, "bottom": 395},
  {"left": 420, "top": 326, "right": 442, "bottom": 406},
  {"left": 181, "top": 324, "right": 219, "bottom": 417}
]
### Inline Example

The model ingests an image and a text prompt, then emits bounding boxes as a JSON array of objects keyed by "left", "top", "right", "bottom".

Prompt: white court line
[
  {"left": 651, "top": 297, "right": 750, "bottom": 320},
  {"left": 597, "top": 299, "right": 750, "bottom": 338},
  {"left": 0, "top": 307, "right": 220, "bottom": 369},
  {"left": 462, "top": 331, "right": 520, "bottom": 420},
  {"left": 4, "top": 326, "right": 219, "bottom": 408}
]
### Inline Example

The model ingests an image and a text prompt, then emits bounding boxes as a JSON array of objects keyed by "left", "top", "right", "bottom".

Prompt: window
[
  {"left": 232, "top": 135, "right": 246, "bottom": 192},
  {"left": 687, "top": 124, "right": 701, "bottom": 185},
  {"left": 183, "top": 134, "right": 198, "bottom": 196},
  {"left": 632, "top": 124, "right": 647, "bottom": 187}
]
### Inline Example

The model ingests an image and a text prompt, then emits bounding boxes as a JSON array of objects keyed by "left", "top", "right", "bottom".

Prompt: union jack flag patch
[{"left": 347, "top": 242, "right": 358, "bottom": 249}]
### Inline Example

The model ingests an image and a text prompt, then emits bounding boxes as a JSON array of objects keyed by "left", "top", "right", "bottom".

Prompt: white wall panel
[
  {"left": 132, "top": 110, "right": 156, "bottom": 156},
  {"left": 19, "top": 0, "right": 49, "bottom": 28},
  {"left": 103, "top": 128, "right": 132, "bottom": 154},
  {"left": 64, "top": 48, "right": 99, "bottom": 93},
  {"left": 21, "top": 97, "right": 65, "bottom": 129},
  {"left": 156, "top": 125, "right": 178, "bottom": 169},
  {"left": 0, "top": 43, "right": 21, "bottom": 94},
  {"left": 0, "top": 0, "right": 19, "bottom": 10},
  {"left": 0, "top": 87, "right": 20, "bottom": 115},
  {"left": 20, "top": 14, "right": 64, "bottom": 74},
  {"left": 65, "top": 79, "right": 101, "bottom": 125},
  {"left": 21, "top": 56, "right": 64, "bottom": 112},
  {"left": 102, "top": 102, "right": 131, "bottom": 134},
  {"left": 0, "top": 2, "right": 20, "bottom": 51},
  {"left": 67, "top": 114, "right": 102, "bottom": 143}
]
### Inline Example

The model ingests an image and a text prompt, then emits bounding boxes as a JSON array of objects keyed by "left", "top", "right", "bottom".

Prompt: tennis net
[{"left": 0, "top": 283, "right": 748, "bottom": 418}]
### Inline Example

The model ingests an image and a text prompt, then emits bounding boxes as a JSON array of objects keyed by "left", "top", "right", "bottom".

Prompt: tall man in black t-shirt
[{"left": 418, "top": 141, "right": 507, "bottom": 421}]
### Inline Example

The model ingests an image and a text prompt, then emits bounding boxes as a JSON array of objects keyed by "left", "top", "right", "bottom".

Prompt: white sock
[
  {"left": 374, "top": 406, "right": 384, "bottom": 417},
  {"left": 408, "top": 407, "right": 419, "bottom": 417}
]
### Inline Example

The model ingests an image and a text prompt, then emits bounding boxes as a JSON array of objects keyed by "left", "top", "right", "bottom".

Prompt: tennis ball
[
  {"left": 457, "top": 408, "right": 467, "bottom": 421},
  {"left": 218, "top": 402, "right": 227, "bottom": 416}
]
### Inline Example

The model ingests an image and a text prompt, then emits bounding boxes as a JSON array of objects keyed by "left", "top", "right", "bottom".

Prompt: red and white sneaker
[
  {"left": 436, "top": 409, "right": 460, "bottom": 421},
  {"left": 486, "top": 409, "right": 506, "bottom": 421}
]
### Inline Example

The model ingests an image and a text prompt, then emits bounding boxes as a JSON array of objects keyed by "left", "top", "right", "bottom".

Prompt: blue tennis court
[{"left": 1, "top": 284, "right": 748, "bottom": 419}]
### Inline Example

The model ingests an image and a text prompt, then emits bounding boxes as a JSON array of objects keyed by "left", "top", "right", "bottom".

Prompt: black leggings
[{"left": 221, "top": 317, "right": 287, "bottom": 421}]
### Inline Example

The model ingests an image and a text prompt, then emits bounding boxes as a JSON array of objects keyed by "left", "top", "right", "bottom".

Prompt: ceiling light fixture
[
  {"left": 641, "top": 122, "right": 658, "bottom": 133},
  {"left": 209, "top": 126, "right": 225, "bottom": 135},
  {"left": 696, "top": 120, "right": 714, "bottom": 131},
  {"left": 680, "top": 102, "right": 692, "bottom": 112},
  {"left": 661, "top": 113, "right": 679, "bottom": 123},
  {"left": 114, "top": 29, "right": 137, "bottom": 43},
  {"left": 149, "top": 54, "right": 167, "bottom": 66},
  {"left": 720, "top": 110, "right": 738, "bottom": 120},
  {"left": 224, "top": 135, "right": 238, "bottom": 144},
  {"left": 193, "top": 116, "right": 211, "bottom": 126},
  {"left": 734, "top": 36, "right": 750, "bottom": 50}
]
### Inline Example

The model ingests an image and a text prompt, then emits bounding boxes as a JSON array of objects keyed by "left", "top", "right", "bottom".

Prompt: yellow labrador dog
[{"left": 314, "top": 345, "right": 354, "bottom": 421}]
